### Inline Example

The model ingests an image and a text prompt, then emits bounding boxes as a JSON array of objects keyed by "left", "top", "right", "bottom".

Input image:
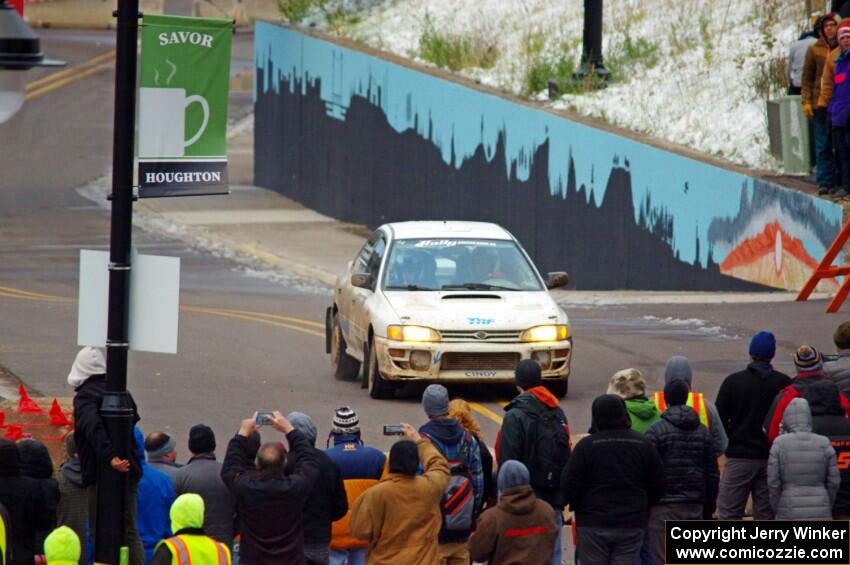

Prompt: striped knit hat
[
  {"left": 331, "top": 406, "right": 360, "bottom": 435},
  {"left": 794, "top": 345, "right": 824, "bottom": 376}
]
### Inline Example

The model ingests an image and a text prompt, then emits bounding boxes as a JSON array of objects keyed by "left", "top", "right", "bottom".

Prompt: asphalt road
[{"left": 0, "top": 29, "right": 847, "bottom": 466}]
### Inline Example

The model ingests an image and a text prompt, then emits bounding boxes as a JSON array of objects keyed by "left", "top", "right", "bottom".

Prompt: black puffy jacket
[
  {"left": 645, "top": 406, "right": 719, "bottom": 509},
  {"left": 809, "top": 380, "right": 850, "bottom": 517}
]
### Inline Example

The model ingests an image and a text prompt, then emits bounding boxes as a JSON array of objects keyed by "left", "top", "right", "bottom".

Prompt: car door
[
  {"left": 351, "top": 233, "right": 386, "bottom": 352},
  {"left": 338, "top": 235, "right": 376, "bottom": 357}
]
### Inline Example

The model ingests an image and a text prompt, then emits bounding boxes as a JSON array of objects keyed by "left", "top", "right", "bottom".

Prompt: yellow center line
[
  {"left": 25, "top": 62, "right": 113, "bottom": 101},
  {"left": 198, "top": 307, "right": 325, "bottom": 328},
  {"left": 25, "top": 49, "right": 116, "bottom": 91},
  {"left": 181, "top": 305, "right": 325, "bottom": 338},
  {"left": 468, "top": 401, "right": 504, "bottom": 425}
]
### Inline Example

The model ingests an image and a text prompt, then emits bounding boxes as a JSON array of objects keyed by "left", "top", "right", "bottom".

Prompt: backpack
[
  {"left": 529, "top": 406, "right": 571, "bottom": 490},
  {"left": 425, "top": 431, "right": 476, "bottom": 533}
]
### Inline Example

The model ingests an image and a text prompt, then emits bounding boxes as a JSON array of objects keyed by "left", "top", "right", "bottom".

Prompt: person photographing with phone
[
  {"left": 349, "top": 422, "right": 449, "bottom": 565},
  {"left": 220, "top": 411, "right": 320, "bottom": 565}
]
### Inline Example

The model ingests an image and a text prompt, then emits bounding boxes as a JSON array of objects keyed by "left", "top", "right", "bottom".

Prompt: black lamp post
[
  {"left": 574, "top": 0, "right": 608, "bottom": 81},
  {"left": 0, "top": 0, "right": 63, "bottom": 121}
]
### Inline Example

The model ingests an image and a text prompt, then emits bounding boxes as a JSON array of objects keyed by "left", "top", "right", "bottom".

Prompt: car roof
[{"left": 383, "top": 221, "right": 514, "bottom": 241}]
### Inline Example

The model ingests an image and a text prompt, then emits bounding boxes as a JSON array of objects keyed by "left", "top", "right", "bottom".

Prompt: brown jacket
[
  {"left": 469, "top": 485, "right": 558, "bottom": 565},
  {"left": 349, "top": 439, "right": 449, "bottom": 565},
  {"left": 819, "top": 46, "right": 843, "bottom": 108},
  {"left": 804, "top": 40, "right": 835, "bottom": 107}
]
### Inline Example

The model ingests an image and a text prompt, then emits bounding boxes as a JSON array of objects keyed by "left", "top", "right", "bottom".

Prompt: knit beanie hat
[
  {"left": 839, "top": 20, "right": 850, "bottom": 41},
  {"left": 794, "top": 345, "right": 824, "bottom": 375},
  {"left": 591, "top": 394, "right": 631, "bottom": 431},
  {"left": 515, "top": 359, "right": 542, "bottom": 389},
  {"left": 188, "top": 424, "right": 216, "bottom": 455},
  {"left": 422, "top": 384, "right": 450, "bottom": 417},
  {"left": 389, "top": 440, "right": 419, "bottom": 475},
  {"left": 44, "top": 526, "right": 81, "bottom": 565},
  {"left": 497, "top": 460, "right": 530, "bottom": 493},
  {"left": 331, "top": 406, "right": 360, "bottom": 435},
  {"left": 67, "top": 346, "right": 106, "bottom": 389},
  {"left": 663, "top": 378, "right": 690, "bottom": 407},
  {"left": 834, "top": 322, "right": 850, "bottom": 350},
  {"left": 664, "top": 356, "right": 693, "bottom": 386},
  {"left": 749, "top": 331, "right": 776, "bottom": 361},
  {"left": 607, "top": 368, "right": 646, "bottom": 399},
  {"left": 287, "top": 412, "right": 318, "bottom": 446}
]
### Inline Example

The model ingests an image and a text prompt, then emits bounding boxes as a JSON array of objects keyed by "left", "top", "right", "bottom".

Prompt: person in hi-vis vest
[
  {"left": 653, "top": 356, "right": 727, "bottom": 456},
  {"left": 151, "top": 494, "right": 230, "bottom": 565}
]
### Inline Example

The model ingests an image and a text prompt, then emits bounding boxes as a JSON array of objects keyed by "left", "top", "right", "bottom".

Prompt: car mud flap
[{"left": 325, "top": 307, "right": 333, "bottom": 354}]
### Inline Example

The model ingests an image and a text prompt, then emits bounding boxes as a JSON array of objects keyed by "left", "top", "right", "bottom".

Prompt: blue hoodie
[
  {"left": 134, "top": 427, "right": 175, "bottom": 562},
  {"left": 419, "top": 418, "right": 484, "bottom": 541}
]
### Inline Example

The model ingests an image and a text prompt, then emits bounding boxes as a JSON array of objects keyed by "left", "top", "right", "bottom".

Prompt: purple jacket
[{"left": 829, "top": 50, "right": 850, "bottom": 127}]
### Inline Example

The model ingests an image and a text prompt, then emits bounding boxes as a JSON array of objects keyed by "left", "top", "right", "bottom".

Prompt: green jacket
[{"left": 624, "top": 396, "right": 662, "bottom": 433}]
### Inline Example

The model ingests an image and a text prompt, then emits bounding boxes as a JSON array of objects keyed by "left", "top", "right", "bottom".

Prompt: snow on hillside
[{"left": 302, "top": 0, "right": 810, "bottom": 172}]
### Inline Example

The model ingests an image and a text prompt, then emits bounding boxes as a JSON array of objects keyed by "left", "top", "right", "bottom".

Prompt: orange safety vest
[
  {"left": 158, "top": 534, "right": 230, "bottom": 565},
  {"left": 652, "top": 391, "right": 710, "bottom": 429}
]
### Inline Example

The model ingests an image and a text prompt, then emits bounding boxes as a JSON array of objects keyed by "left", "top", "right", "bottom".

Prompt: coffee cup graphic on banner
[{"left": 138, "top": 86, "right": 209, "bottom": 158}]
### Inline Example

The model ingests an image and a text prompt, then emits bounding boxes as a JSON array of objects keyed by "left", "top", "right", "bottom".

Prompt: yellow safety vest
[
  {"left": 652, "top": 391, "right": 710, "bottom": 429},
  {"left": 156, "top": 534, "right": 231, "bottom": 565},
  {"left": 0, "top": 512, "right": 5, "bottom": 565}
]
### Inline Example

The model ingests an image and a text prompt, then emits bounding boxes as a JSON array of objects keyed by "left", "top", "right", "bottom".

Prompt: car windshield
[{"left": 383, "top": 238, "right": 543, "bottom": 291}]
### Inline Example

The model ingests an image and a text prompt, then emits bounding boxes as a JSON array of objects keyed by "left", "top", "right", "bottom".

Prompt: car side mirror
[
  {"left": 546, "top": 271, "right": 569, "bottom": 289},
  {"left": 351, "top": 272, "right": 373, "bottom": 289}
]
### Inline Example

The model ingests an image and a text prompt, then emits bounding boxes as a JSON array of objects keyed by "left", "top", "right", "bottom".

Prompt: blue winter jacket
[
  {"left": 325, "top": 434, "right": 386, "bottom": 480},
  {"left": 829, "top": 50, "right": 850, "bottom": 127},
  {"left": 133, "top": 427, "right": 175, "bottom": 563}
]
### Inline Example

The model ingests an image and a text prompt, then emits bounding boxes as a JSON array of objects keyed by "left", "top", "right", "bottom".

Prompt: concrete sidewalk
[{"left": 125, "top": 118, "right": 827, "bottom": 306}]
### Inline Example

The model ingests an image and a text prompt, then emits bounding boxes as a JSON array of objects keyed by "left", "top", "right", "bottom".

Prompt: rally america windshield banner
[{"left": 137, "top": 14, "right": 232, "bottom": 197}]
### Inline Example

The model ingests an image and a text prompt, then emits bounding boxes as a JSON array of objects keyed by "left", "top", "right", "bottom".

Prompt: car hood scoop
[{"left": 441, "top": 294, "right": 501, "bottom": 300}]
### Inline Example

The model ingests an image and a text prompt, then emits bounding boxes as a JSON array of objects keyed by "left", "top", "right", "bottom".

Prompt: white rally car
[{"left": 325, "top": 221, "right": 572, "bottom": 399}]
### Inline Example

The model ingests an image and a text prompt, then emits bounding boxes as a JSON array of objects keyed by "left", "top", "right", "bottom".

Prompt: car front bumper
[{"left": 373, "top": 336, "right": 572, "bottom": 384}]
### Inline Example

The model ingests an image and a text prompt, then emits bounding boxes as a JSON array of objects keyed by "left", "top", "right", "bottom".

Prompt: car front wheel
[
  {"left": 331, "top": 312, "right": 360, "bottom": 381},
  {"left": 367, "top": 339, "right": 395, "bottom": 399}
]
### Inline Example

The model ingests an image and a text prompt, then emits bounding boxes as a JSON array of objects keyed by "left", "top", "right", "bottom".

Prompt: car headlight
[
  {"left": 386, "top": 325, "right": 441, "bottom": 342},
  {"left": 521, "top": 324, "right": 569, "bottom": 342}
]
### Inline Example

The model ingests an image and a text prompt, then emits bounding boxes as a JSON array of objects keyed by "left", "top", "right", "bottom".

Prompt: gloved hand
[{"left": 803, "top": 102, "right": 814, "bottom": 119}]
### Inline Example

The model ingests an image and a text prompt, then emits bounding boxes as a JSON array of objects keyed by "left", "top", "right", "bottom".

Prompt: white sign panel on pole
[{"left": 77, "top": 249, "right": 181, "bottom": 354}]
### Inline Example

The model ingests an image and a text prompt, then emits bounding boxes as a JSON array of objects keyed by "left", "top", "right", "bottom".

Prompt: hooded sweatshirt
[
  {"left": 561, "top": 395, "right": 665, "bottom": 529},
  {"left": 150, "top": 494, "right": 232, "bottom": 565},
  {"left": 716, "top": 361, "right": 792, "bottom": 459},
  {"left": 767, "top": 398, "right": 840, "bottom": 519},
  {"left": 624, "top": 396, "right": 661, "bottom": 433},
  {"left": 497, "top": 387, "right": 570, "bottom": 509},
  {"left": 808, "top": 380, "right": 850, "bottom": 517},
  {"left": 420, "top": 417, "right": 484, "bottom": 542},
  {"left": 662, "top": 357, "right": 728, "bottom": 454},
  {"left": 44, "top": 526, "right": 81, "bottom": 565},
  {"left": 18, "top": 440, "right": 59, "bottom": 552}
]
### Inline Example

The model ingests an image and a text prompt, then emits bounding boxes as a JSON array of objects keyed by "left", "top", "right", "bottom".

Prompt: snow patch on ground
[
  {"left": 316, "top": 0, "right": 805, "bottom": 171},
  {"left": 642, "top": 315, "right": 740, "bottom": 340}
]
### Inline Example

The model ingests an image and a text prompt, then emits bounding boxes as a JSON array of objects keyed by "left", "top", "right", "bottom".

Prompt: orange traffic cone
[
  {"left": 17, "top": 384, "right": 42, "bottom": 414},
  {"left": 4, "top": 425, "right": 22, "bottom": 440},
  {"left": 49, "top": 399, "right": 71, "bottom": 426}
]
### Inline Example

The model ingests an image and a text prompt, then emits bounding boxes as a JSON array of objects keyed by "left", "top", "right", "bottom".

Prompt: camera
[
  {"left": 256, "top": 412, "right": 273, "bottom": 426},
  {"left": 383, "top": 424, "right": 404, "bottom": 436}
]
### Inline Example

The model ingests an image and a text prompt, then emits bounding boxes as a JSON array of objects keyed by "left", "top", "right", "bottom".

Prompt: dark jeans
[
  {"left": 814, "top": 109, "right": 836, "bottom": 188},
  {"left": 304, "top": 543, "right": 330, "bottom": 565},
  {"left": 578, "top": 527, "right": 645, "bottom": 565},
  {"left": 87, "top": 477, "right": 144, "bottom": 565},
  {"left": 648, "top": 503, "right": 703, "bottom": 565},
  {"left": 718, "top": 458, "right": 773, "bottom": 520},
  {"left": 834, "top": 126, "right": 850, "bottom": 191}
]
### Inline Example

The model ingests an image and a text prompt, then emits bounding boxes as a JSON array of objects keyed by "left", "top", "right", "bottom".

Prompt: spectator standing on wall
[
  {"left": 715, "top": 331, "right": 791, "bottom": 520},
  {"left": 803, "top": 13, "right": 839, "bottom": 194},
  {"left": 286, "top": 412, "right": 349, "bottom": 565},
  {"left": 645, "top": 380, "right": 719, "bottom": 565},
  {"left": 173, "top": 424, "right": 235, "bottom": 549},
  {"left": 325, "top": 406, "right": 386, "bottom": 565},
  {"left": 788, "top": 23, "right": 818, "bottom": 95},
  {"left": 819, "top": 20, "right": 850, "bottom": 198},
  {"left": 560, "top": 395, "right": 665, "bottom": 565},
  {"left": 497, "top": 360, "right": 571, "bottom": 565},
  {"left": 607, "top": 368, "right": 660, "bottom": 433},
  {"left": 768, "top": 398, "right": 840, "bottom": 519},
  {"left": 807, "top": 379, "right": 850, "bottom": 519}
]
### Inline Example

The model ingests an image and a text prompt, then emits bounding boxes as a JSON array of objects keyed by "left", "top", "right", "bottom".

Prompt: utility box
[{"left": 767, "top": 95, "right": 811, "bottom": 174}]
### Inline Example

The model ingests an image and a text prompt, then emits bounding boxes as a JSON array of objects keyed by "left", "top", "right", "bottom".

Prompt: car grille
[
  {"left": 439, "top": 330, "right": 523, "bottom": 343},
  {"left": 441, "top": 352, "right": 520, "bottom": 371}
]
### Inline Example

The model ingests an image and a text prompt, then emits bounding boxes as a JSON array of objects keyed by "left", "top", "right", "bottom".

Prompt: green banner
[{"left": 138, "top": 14, "right": 232, "bottom": 197}]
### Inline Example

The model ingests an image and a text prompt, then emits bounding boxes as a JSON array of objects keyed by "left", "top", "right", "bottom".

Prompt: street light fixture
[{"left": 0, "top": 0, "right": 64, "bottom": 122}]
